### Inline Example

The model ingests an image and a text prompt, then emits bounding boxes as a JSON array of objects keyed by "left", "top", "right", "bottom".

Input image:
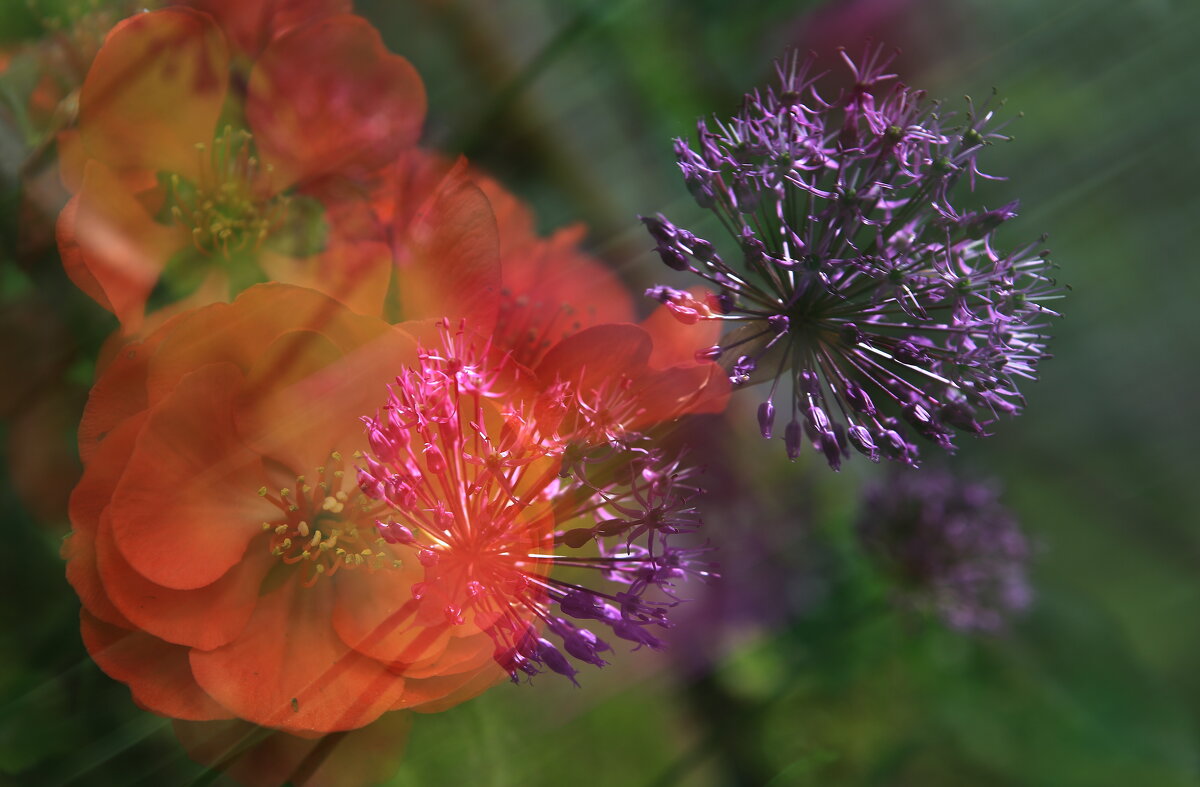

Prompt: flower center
[
  {"left": 165, "top": 126, "right": 289, "bottom": 257},
  {"left": 258, "top": 450, "right": 402, "bottom": 586}
]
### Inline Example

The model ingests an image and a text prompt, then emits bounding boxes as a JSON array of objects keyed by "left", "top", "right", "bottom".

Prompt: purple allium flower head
[
  {"left": 855, "top": 468, "right": 1032, "bottom": 631},
  {"left": 641, "top": 47, "right": 1063, "bottom": 469}
]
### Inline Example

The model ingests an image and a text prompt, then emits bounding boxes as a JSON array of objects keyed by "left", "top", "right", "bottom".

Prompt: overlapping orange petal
[
  {"left": 246, "top": 15, "right": 426, "bottom": 188},
  {"left": 79, "top": 8, "right": 229, "bottom": 180}
]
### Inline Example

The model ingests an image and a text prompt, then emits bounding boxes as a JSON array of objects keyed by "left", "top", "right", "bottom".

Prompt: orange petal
[
  {"left": 144, "top": 284, "right": 391, "bottom": 405},
  {"left": 173, "top": 710, "right": 411, "bottom": 787},
  {"left": 107, "top": 362, "right": 274, "bottom": 590},
  {"left": 79, "top": 8, "right": 229, "bottom": 180},
  {"left": 96, "top": 512, "right": 273, "bottom": 651},
  {"left": 331, "top": 565, "right": 449, "bottom": 668},
  {"left": 390, "top": 159, "right": 501, "bottom": 332},
  {"left": 262, "top": 238, "right": 393, "bottom": 325},
  {"left": 535, "top": 323, "right": 652, "bottom": 391},
  {"left": 403, "top": 665, "right": 505, "bottom": 714},
  {"left": 235, "top": 324, "right": 417, "bottom": 474},
  {"left": 60, "top": 159, "right": 186, "bottom": 332},
  {"left": 172, "top": 0, "right": 352, "bottom": 58},
  {"left": 65, "top": 412, "right": 148, "bottom": 628},
  {"left": 399, "top": 631, "right": 495, "bottom": 681},
  {"left": 473, "top": 169, "right": 634, "bottom": 342},
  {"left": 58, "top": 196, "right": 110, "bottom": 313},
  {"left": 537, "top": 322, "right": 731, "bottom": 430},
  {"left": 78, "top": 337, "right": 157, "bottom": 464},
  {"left": 634, "top": 364, "right": 732, "bottom": 423},
  {"left": 80, "top": 610, "right": 232, "bottom": 721},
  {"left": 65, "top": 523, "right": 135, "bottom": 630},
  {"left": 189, "top": 576, "right": 410, "bottom": 733},
  {"left": 247, "top": 15, "right": 425, "bottom": 188}
]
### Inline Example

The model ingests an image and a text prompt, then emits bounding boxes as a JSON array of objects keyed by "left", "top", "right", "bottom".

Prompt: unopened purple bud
[
  {"left": 843, "top": 380, "right": 876, "bottom": 415},
  {"left": 560, "top": 588, "right": 604, "bottom": 620},
  {"left": 552, "top": 619, "right": 610, "bottom": 667},
  {"left": 847, "top": 425, "right": 879, "bottom": 461},
  {"left": 799, "top": 369, "right": 821, "bottom": 395},
  {"left": 939, "top": 402, "right": 985, "bottom": 435},
  {"left": 805, "top": 405, "right": 831, "bottom": 432},
  {"left": 560, "top": 527, "right": 596, "bottom": 549},
  {"left": 818, "top": 430, "right": 842, "bottom": 471},
  {"left": 757, "top": 400, "right": 775, "bottom": 439},
  {"left": 655, "top": 244, "right": 689, "bottom": 271},
  {"left": 879, "top": 429, "right": 910, "bottom": 460},
  {"left": 686, "top": 178, "right": 717, "bottom": 210},
  {"left": 893, "top": 340, "right": 928, "bottom": 365},
  {"left": 732, "top": 174, "right": 761, "bottom": 213},
  {"left": 785, "top": 419, "right": 803, "bottom": 460},
  {"left": 740, "top": 232, "right": 767, "bottom": 265},
  {"left": 639, "top": 214, "right": 677, "bottom": 245},
  {"left": 840, "top": 323, "right": 864, "bottom": 346},
  {"left": 612, "top": 620, "right": 664, "bottom": 651},
  {"left": 689, "top": 236, "right": 717, "bottom": 261},
  {"left": 768, "top": 314, "right": 790, "bottom": 334},
  {"left": 959, "top": 200, "right": 1019, "bottom": 239},
  {"left": 712, "top": 291, "right": 736, "bottom": 314},
  {"left": 537, "top": 639, "right": 580, "bottom": 685},
  {"left": 695, "top": 345, "right": 723, "bottom": 362},
  {"left": 902, "top": 401, "right": 935, "bottom": 430}
]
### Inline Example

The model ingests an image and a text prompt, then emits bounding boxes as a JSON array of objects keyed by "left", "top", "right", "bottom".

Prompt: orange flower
[
  {"left": 65, "top": 285, "right": 509, "bottom": 783},
  {"left": 65, "top": 284, "right": 721, "bottom": 785},
  {"left": 57, "top": 6, "right": 425, "bottom": 334}
]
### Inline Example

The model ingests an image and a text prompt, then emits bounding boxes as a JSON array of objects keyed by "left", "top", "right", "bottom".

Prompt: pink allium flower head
[{"left": 357, "top": 322, "right": 713, "bottom": 684}]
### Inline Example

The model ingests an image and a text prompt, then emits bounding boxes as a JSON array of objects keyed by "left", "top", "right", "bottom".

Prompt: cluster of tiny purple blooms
[
  {"left": 645, "top": 47, "right": 1063, "bottom": 470},
  {"left": 856, "top": 468, "right": 1031, "bottom": 631}
]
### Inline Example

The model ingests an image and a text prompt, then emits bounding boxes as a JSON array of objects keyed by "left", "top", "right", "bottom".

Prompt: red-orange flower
[
  {"left": 58, "top": 6, "right": 425, "bottom": 334},
  {"left": 65, "top": 283, "right": 724, "bottom": 785},
  {"left": 65, "top": 285, "right": 509, "bottom": 784}
]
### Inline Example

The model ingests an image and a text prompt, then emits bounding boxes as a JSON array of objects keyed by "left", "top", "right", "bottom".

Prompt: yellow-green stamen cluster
[
  {"left": 167, "top": 126, "right": 290, "bottom": 257},
  {"left": 259, "top": 449, "right": 403, "bottom": 586}
]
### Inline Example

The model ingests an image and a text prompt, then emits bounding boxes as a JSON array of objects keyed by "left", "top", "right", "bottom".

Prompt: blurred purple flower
[
  {"left": 789, "top": 0, "right": 968, "bottom": 83},
  {"left": 856, "top": 468, "right": 1032, "bottom": 631},
  {"left": 657, "top": 413, "right": 826, "bottom": 673},
  {"left": 642, "top": 48, "right": 1063, "bottom": 469}
]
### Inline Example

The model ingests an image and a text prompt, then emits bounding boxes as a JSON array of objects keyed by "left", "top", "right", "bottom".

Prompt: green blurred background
[{"left": 2, "top": 0, "right": 1199, "bottom": 784}]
